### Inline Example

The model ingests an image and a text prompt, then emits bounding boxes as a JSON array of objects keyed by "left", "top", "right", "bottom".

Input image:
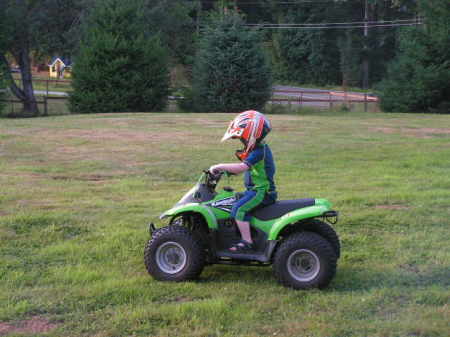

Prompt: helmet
[{"left": 221, "top": 110, "right": 271, "bottom": 160}]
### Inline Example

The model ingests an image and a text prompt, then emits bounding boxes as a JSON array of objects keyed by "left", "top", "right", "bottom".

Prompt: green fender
[
  {"left": 268, "top": 199, "right": 332, "bottom": 240},
  {"left": 159, "top": 203, "right": 218, "bottom": 229}
]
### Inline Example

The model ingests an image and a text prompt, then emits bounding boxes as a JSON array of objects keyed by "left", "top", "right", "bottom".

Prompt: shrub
[
  {"left": 191, "top": 11, "right": 272, "bottom": 113},
  {"left": 69, "top": 0, "right": 170, "bottom": 113},
  {"left": 377, "top": 0, "right": 450, "bottom": 113}
]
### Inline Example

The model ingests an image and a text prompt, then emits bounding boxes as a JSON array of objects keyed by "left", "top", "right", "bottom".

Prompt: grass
[{"left": 0, "top": 111, "right": 449, "bottom": 337}]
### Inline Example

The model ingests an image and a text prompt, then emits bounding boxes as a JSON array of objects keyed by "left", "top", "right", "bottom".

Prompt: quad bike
[{"left": 144, "top": 171, "right": 340, "bottom": 289}]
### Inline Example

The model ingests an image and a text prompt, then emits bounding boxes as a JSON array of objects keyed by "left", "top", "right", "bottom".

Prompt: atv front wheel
[
  {"left": 273, "top": 232, "right": 337, "bottom": 289},
  {"left": 144, "top": 225, "right": 205, "bottom": 282}
]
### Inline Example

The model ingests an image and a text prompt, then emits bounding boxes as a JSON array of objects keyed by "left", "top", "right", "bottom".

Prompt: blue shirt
[{"left": 243, "top": 143, "right": 276, "bottom": 192}]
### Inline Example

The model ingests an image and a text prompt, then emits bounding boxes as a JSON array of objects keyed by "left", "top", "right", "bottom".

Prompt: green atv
[{"left": 144, "top": 171, "right": 340, "bottom": 289}]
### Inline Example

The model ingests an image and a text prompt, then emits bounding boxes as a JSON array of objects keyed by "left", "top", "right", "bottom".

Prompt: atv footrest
[{"left": 217, "top": 250, "right": 269, "bottom": 263}]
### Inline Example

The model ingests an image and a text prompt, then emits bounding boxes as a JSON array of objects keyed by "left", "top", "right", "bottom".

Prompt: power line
[
  {"left": 198, "top": 1, "right": 348, "bottom": 3},
  {"left": 246, "top": 22, "right": 423, "bottom": 29},
  {"left": 247, "top": 18, "right": 422, "bottom": 27}
]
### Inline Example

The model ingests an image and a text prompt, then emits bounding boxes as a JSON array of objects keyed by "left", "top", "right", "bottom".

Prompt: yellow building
[{"left": 48, "top": 57, "right": 72, "bottom": 79}]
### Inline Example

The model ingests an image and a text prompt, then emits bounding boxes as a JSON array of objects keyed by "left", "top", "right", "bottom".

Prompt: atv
[{"left": 144, "top": 170, "right": 340, "bottom": 289}]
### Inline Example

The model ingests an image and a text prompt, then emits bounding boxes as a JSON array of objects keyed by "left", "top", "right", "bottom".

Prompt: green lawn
[{"left": 0, "top": 112, "right": 449, "bottom": 337}]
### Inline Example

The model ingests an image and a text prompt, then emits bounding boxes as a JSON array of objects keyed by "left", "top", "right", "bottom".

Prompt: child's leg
[
  {"left": 230, "top": 190, "right": 266, "bottom": 250},
  {"left": 236, "top": 220, "right": 252, "bottom": 244}
]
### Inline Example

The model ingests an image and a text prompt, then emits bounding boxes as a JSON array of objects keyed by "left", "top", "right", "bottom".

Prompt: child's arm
[{"left": 209, "top": 162, "right": 249, "bottom": 175}]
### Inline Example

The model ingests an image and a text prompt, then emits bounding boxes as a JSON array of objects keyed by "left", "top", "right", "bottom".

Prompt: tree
[
  {"left": 272, "top": 0, "right": 418, "bottom": 88},
  {"left": 377, "top": 0, "right": 450, "bottom": 113},
  {"left": 191, "top": 10, "right": 272, "bottom": 112},
  {"left": 69, "top": 0, "right": 170, "bottom": 113},
  {"left": 0, "top": 63, "right": 7, "bottom": 116},
  {"left": 273, "top": 3, "right": 342, "bottom": 86},
  {"left": 0, "top": 0, "right": 83, "bottom": 117},
  {"left": 143, "top": 0, "right": 197, "bottom": 66}
]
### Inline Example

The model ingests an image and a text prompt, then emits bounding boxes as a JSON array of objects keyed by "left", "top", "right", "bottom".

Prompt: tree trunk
[
  {"left": 0, "top": 49, "right": 40, "bottom": 117},
  {"left": 16, "top": 49, "right": 39, "bottom": 116}
]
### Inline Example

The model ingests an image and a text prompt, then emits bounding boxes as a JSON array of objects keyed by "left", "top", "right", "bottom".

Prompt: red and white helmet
[{"left": 221, "top": 110, "right": 271, "bottom": 160}]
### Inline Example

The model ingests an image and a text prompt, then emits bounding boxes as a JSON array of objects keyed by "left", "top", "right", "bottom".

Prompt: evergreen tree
[
  {"left": 191, "top": 10, "right": 272, "bottom": 112},
  {"left": 377, "top": 0, "right": 450, "bottom": 113},
  {"left": 273, "top": 4, "right": 342, "bottom": 86},
  {"left": 70, "top": 0, "right": 169, "bottom": 113},
  {"left": 143, "top": 0, "right": 197, "bottom": 65}
]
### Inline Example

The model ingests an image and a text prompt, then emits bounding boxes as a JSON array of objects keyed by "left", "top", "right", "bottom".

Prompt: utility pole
[{"left": 362, "top": 0, "right": 369, "bottom": 91}]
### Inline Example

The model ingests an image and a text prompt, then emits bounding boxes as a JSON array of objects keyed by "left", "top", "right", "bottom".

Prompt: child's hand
[{"left": 209, "top": 164, "right": 222, "bottom": 175}]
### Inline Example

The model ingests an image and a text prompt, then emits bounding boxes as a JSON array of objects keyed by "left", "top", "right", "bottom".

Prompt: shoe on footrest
[{"left": 229, "top": 240, "right": 253, "bottom": 253}]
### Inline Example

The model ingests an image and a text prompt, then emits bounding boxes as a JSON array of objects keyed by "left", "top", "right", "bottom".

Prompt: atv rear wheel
[
  {"left": 144, "top": 225, "right": 205, "bottom": 282},
  {"left": 273, "top": 232, "right": 337, "bottom": 289},
  {"left": 302, "top": 219, "right": 341, "bottom": 258}
]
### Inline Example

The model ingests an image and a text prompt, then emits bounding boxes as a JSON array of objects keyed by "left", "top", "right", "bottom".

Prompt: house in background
[{"left": 48, "top": 57, "right": 73, "bottom": 78}]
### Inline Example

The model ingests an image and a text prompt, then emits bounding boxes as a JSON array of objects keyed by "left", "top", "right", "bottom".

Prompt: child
[{"left": 210, "top": 110, "right": 277, "bottom": 252}]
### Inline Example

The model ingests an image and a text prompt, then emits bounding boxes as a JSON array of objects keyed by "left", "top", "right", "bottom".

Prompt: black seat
[{"left": 251, "top": 198, "right": 315, "bottom": 221}]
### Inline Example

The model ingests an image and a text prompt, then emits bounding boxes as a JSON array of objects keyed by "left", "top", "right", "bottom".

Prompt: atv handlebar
[{"left": 202, "top": 170, "right": 235, "bottom": 191}]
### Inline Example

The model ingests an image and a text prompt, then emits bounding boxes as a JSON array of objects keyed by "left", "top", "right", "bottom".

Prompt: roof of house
[{"left": 48, "top": 57, "right": 73, "bottom": 67}]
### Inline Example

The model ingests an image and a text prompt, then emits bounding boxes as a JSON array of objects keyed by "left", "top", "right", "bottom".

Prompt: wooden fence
[
  {"left": 0, "top": 97, "right": 68, "bottom": 116},
  {"left": 3, "top": 80, "right": 379, "bottom": 114},
  {"left": 270, "top": 89, "right": 378, "bottom": 112}
]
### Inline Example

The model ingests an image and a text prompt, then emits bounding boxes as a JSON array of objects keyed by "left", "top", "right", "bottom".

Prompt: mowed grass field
[{"left": 0, "top": 111, "right": 449, "bottom": 337}]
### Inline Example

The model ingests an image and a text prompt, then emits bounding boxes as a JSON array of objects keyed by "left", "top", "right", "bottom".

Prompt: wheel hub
[
  {"left": 156, "top": 241, "right": 187, "bottom": 274},
  {"left": 287, "top": 249, "right": 320, "bottom": 282}
]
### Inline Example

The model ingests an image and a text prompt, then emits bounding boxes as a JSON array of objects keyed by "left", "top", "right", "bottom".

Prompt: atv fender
[
  {"left": 268, "top": 200, "right": 332, "bottom": 240},
  {"left": 160, "top": 203, "right": 218, "bottom": 230}
]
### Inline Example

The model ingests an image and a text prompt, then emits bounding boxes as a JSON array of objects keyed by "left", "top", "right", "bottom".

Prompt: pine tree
[
  {"left": 273, "top": 4, "right": 342, "bottom": 86},
  {"left": 191, "top": 10, "right": 272, "bottom": 112},
  {"left": 377, "top": 0, "right": 450, "bottom": 113},
  {"left": 69, "top": 0, "right": 169, "bottom": 113}
]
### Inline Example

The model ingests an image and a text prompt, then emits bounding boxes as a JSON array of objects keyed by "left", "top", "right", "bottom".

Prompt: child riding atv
[
  {"left": 144, "top": 111, "right": 340, "bottom": 289},
  {"left": 210, "top": 110, "right": 277, "bottom": 253}
]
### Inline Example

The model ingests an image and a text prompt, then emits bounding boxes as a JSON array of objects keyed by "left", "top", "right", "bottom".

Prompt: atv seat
[{"left": 251, "top": 198, "right": 315, "bottom": 221}]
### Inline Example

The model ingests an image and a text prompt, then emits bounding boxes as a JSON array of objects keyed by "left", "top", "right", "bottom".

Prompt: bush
[
  {"left": 69, "top": 0, "right": 170, "bottom": 113},
  {"left": 377, "top": 29, "right": 450, "bottom": 113},
  {"left": 377, "top": 0, "right": 450, "bottom": 113},
  {"left": 191, "top": 11, "right": 272, "bottom": 112},
  {"left": 176, "top": 87, "right": 196, "bottom": 112}
]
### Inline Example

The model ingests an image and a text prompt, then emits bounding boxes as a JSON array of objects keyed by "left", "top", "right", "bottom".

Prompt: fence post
[
  {"left": 299, "top": 92, "right": 303, "bottom": 108},
  {"left": 46, "top": 80, "right": 49, "bottom": 97},
  {"left": 329, "top": 92, "right": 332, "bottom": 110},
  {"left": 364, "top": 93, "right": 368, "bottom": 112},
  {"left": 44, "top": 97, "right": 48, "bottom": 116},
  {"left": 345, "top": 89, "right": 349, "bottom": 110}
]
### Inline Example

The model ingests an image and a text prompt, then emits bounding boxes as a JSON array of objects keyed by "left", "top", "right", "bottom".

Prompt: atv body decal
[{"left": 207, "top": 197, "right": 236, "bottom": 212}]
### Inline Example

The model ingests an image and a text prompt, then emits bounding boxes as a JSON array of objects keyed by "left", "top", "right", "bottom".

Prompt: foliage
[
  {"left": 69, "top": 0, "right": 170, "bottom": 113},
  {"left": 0, "top": 0, "right": 84, "bottom": 116},
  {"left": 176, "top": 87, "right": 197, "bottom": 112},
  {"left": 338, "top": 30, "right": 361, "bottom": 88},
  {"left": 271, "top": 0, "right": 419, "bottom": 88},
  {"left": 273, "top": 4, "right": 342, "bottom": 86},
  {"left": 143, "top": 0, "right": 197, "bottom": 65},
  {"left": 377, "top": 0, "right": 450, "bottom": 113},
  {"left": 191, "top": 11, "right": 272, "bottom": 112}
]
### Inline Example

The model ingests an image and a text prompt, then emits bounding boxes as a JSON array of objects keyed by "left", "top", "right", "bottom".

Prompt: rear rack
[{"left": 322, "top": 210, "right": 339, "bottom": 224}]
